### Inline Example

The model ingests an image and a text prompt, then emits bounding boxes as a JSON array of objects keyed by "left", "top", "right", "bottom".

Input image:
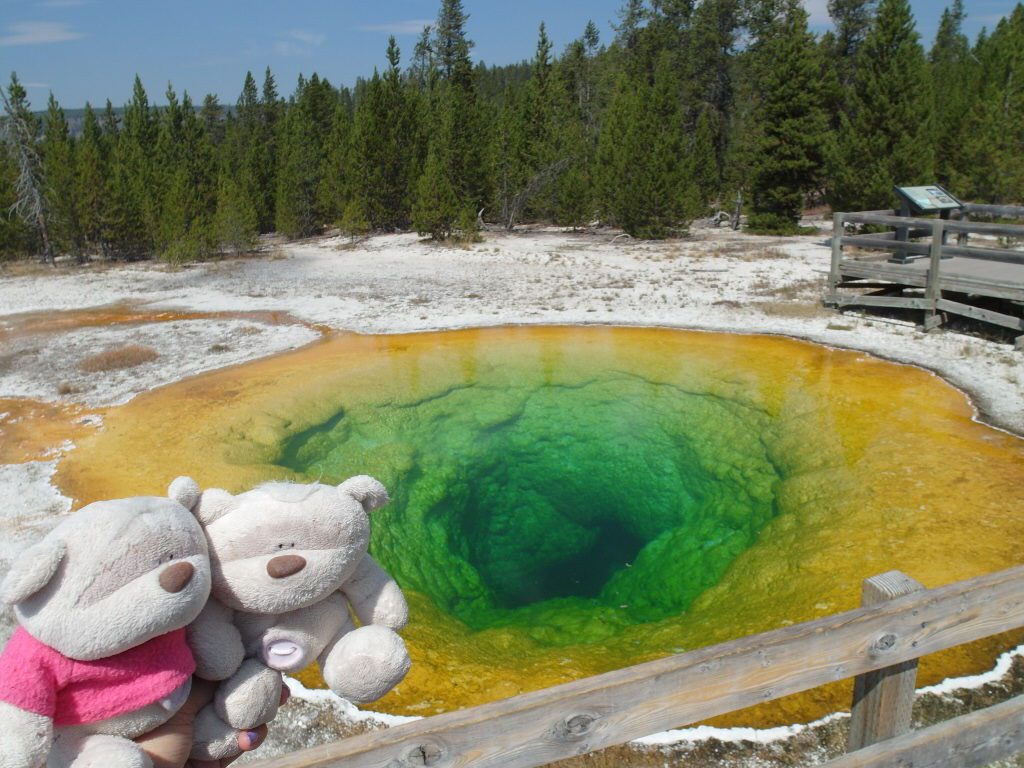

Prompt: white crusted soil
[{"left": 4, "top": 224, "right": 1018, "bottom": 430}]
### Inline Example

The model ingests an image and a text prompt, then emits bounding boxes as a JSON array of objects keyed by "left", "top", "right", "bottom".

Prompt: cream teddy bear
[
  {"left": 171, "top": 475, "right": 411, "bottom": 762},
  {"left": 0, "top": 492, "right": 211, "bottom": 768}
]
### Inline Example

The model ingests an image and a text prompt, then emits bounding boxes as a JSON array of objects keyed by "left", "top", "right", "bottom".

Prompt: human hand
[{"left": 136, "top": 677, "right": 290, "bottom": 768}]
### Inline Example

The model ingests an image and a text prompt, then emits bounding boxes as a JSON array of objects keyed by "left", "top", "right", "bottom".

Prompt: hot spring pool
[{"left": 58, "top": 326, "right": 1024, "bottom": 724}]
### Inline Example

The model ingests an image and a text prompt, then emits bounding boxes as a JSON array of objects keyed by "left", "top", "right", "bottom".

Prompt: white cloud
[
  {"left": 0, "top": 21, "right": 83, "bottom": 46},
  {"left": 287, "top": 29, "right": 325, "bottom": 46},
  {"left": 275, "top": 29, "right": 325, "bottom": 57},
  {"left": 359, "top": 19, "right": 434, "bottom": 35},
  {"left": 803, "top": 0, "right": 831, "bottom": 28}
]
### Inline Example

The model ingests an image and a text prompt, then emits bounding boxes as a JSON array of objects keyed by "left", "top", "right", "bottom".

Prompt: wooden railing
[
  {"left": 825, "top": 206, "right": 1024, "bottom": 344},
  {"left": 250, "top": 565, "right": 1024, "bottom": 768}
]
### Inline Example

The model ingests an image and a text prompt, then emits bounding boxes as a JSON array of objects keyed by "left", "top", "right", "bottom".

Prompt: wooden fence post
[
  {"left": 923, "top": 220, "right": 945, "bottom": 331},
  {"left": 827, "top": 212, "right": 844, "bottom": 304},
  {"left": 847, "top": 571, "right": 925, "bottom": 752}
]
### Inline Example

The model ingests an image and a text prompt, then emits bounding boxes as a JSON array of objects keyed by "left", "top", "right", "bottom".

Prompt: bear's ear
[
  {"left": 168, "top": 476, "right": 201, "bottom": 511},
  {"left": 338, "top": 475, "right": 390, "bottom": 513},
  {"left": 192, "top": 488, "right": 237, "bottom": 526},
  {"left": 1, "top": 538, "right": 66, "bottom": 604}
]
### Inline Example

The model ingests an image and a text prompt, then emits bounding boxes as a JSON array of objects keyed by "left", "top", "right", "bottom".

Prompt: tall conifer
[
  {"left": 349, "top": 38, "right": 416, "bottom": 230},
  {"left": 42, "top": 93, "right": 85, "bottom": 259},
  {"left": 827, "top": 0, "right": 934, "bottom": 211},
  {"left": 748, "top": 3, "right": 827, "bottom": 232},
  {"left": 75, "top": 103, "right": 111, "bottom": 257}
]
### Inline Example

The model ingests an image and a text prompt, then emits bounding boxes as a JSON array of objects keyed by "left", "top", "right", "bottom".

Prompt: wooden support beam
[
  {"left": 940, "top": 244, "right": 1024, "bottom": 265},
  {"left": 825, "top": 695, "right": 1024, "bottom": 768},
  {"left": 249, "top": 566, "right": 1024, "bottom": 768},
  {"left": 935, "top": 299, "right": 1024, "bottom": 332},
  {"left": 843, "top": 211, "right": 1024, "bottom": 239},
  {"left": 828, "top": 213, "right": 844, "bottom": 302},
  {"left": 942, "top": 219, "right": 1024, "bottom": 238},
  {"left": 842, "top": 229, "right": 933, "bottom": 243},
  {"left": 962, "top": 203, "right": 1024, "bottom": 219},
  {"left": 840, "top": 238, "right": 1024, "bottom": 264},
  {"left": 848, "top": 572, "right": 924, "bottom": 752},
  {"left": 840, "top": 237, "right": 930, "bottom": 256},
  {"left": 833, "top": 295, "right": 933, "bottom": 310},
  {"left": 924, "top": 220, "right": 945, "bottom": 331}
]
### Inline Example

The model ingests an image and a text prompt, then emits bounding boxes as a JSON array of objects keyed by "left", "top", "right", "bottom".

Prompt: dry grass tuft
[
  {"left": 79, "top": 344, "right": 158, "bottom": 373},
  {"left": 756, "top": 301, "right": 829, "bottom": 318}
]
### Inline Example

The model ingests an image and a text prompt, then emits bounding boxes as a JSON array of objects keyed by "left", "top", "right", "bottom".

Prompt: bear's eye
[{"left": 275, "top": 542, "right": 296, "bottom": 550}]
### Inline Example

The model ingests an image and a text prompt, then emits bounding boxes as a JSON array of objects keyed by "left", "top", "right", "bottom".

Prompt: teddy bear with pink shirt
[
  {"left": 0, "top": 491, "right": 211, "bottom": 768},
  {"left": 0, "top": 473, "right": 413, "bottom": 768}
]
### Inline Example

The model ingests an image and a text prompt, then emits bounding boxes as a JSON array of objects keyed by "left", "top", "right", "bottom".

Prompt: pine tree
[
  {"left": 339, "top": 198, "right": 370, "bottom": 242},
  {"left": 748, "top": 2, "right": 827, "bottom": 232},
  {"left": 691, "top": 108, "right": 719, "bottom": 210},
  {"left": 597, "top": 58, "right": 693, "bottom": 238},
  {"left": 682, "top": 0, "right": 739, "bottom": 187},
  {"left": 349, "top": 37, "right": 416, "bottom": 230},
  {"left": 435, "top": 0, "right": 473, "bottom": 79},
  {"left": 0, "top": 139, "right": 35, "bottom": 259},
  {"left": 256, "top": 68, "right": 283, "bottom": 231},
  {"left": 155, "top": 89, "right": 217, "bottom": 262},
  {"left": 821, "top": 0, "right": 878, "bottom": 127},
  {"left": 552, "top": 114, "right": 592, "bottom": 230},
  {"left": 1, "top": 73, "right": 54, "bottom": 263},
  {"left": 42, "top": 93, "right": 85, "bottom": 259},
  {"left": 215, "top": 174, "right": 258, "bottom": 255},
  {"left": 409, "top": 25, "right": 437, "bottom": 89},
  {"left": 75, "top": 103, "right": 111, "bottom": 257},
  {"left": 419, "top": 0, "right": 492, "bottom": 231},
  {"left": 412, "top": 143, "right": 459, "bottom": 239},
  {"left": 497, "top": 23, "right": 565, "bottom": 229},
  {"left": 316, "top": 102, "right": 353, "bottom": 225},
  {"left": 827, "top": 0, "right": 934, "bottom": 211},
  {"left": 275, "top": 75, "right": 334, "bottom": 237},
  {"left": 959, "top": 6, "right": 1024, "bottom": 202},
  {"left": 929, "top": 1, "right": 975, "bottom": 190},
  {"left": 200, "top": 94, "right": 224, "bottom": 146},
  {"left": 107, "top": 76, "right": 157, "bottom": 258},
  {"left": 827, "top": 0, "right": 877, "bottom": 85},
  {"left": 443, "top": 3, "right": 491, "bottom": 214}
]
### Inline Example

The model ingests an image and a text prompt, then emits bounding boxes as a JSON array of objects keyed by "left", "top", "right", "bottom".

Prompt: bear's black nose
[
  {"left": 159, "top": 562, "right": 194, "bottom": 593},
  {"left": 267, "top": 554, "right": 306, "bottom": 578}
]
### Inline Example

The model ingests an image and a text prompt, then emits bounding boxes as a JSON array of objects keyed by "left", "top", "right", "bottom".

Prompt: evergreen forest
[{"left": 2, "top": 0, "right": 1022, "bottom": 263}]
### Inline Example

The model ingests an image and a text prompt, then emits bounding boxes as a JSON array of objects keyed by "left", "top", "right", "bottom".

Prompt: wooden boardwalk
[
  {"left": 249, "top": 566, "right": 1024, "bottom": 768},
  {"left": 825, "top": 204, "right": 1024, "bottom": 348}
]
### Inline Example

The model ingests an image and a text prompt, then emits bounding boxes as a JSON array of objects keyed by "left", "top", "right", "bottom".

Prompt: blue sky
[{"left": 0, "top": 0, "right": 1018, "bottom": 109}]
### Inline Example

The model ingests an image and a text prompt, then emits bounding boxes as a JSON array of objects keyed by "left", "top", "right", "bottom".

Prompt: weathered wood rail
[
  {"left": 824, "top": 203, "right": 1024, "bottom": 348},
  {"left": 249, "top": 565, "right": 1024, "bottom": 768}
]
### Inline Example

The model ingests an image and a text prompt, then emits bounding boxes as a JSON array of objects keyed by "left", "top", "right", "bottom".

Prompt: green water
[{"left": 279, "top": 375, "right": 781, "bottom": 645}]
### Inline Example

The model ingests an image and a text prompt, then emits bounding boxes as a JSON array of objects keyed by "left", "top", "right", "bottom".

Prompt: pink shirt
[{"left": 0, "top": 627, "right": 195, "bottom": 726}]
